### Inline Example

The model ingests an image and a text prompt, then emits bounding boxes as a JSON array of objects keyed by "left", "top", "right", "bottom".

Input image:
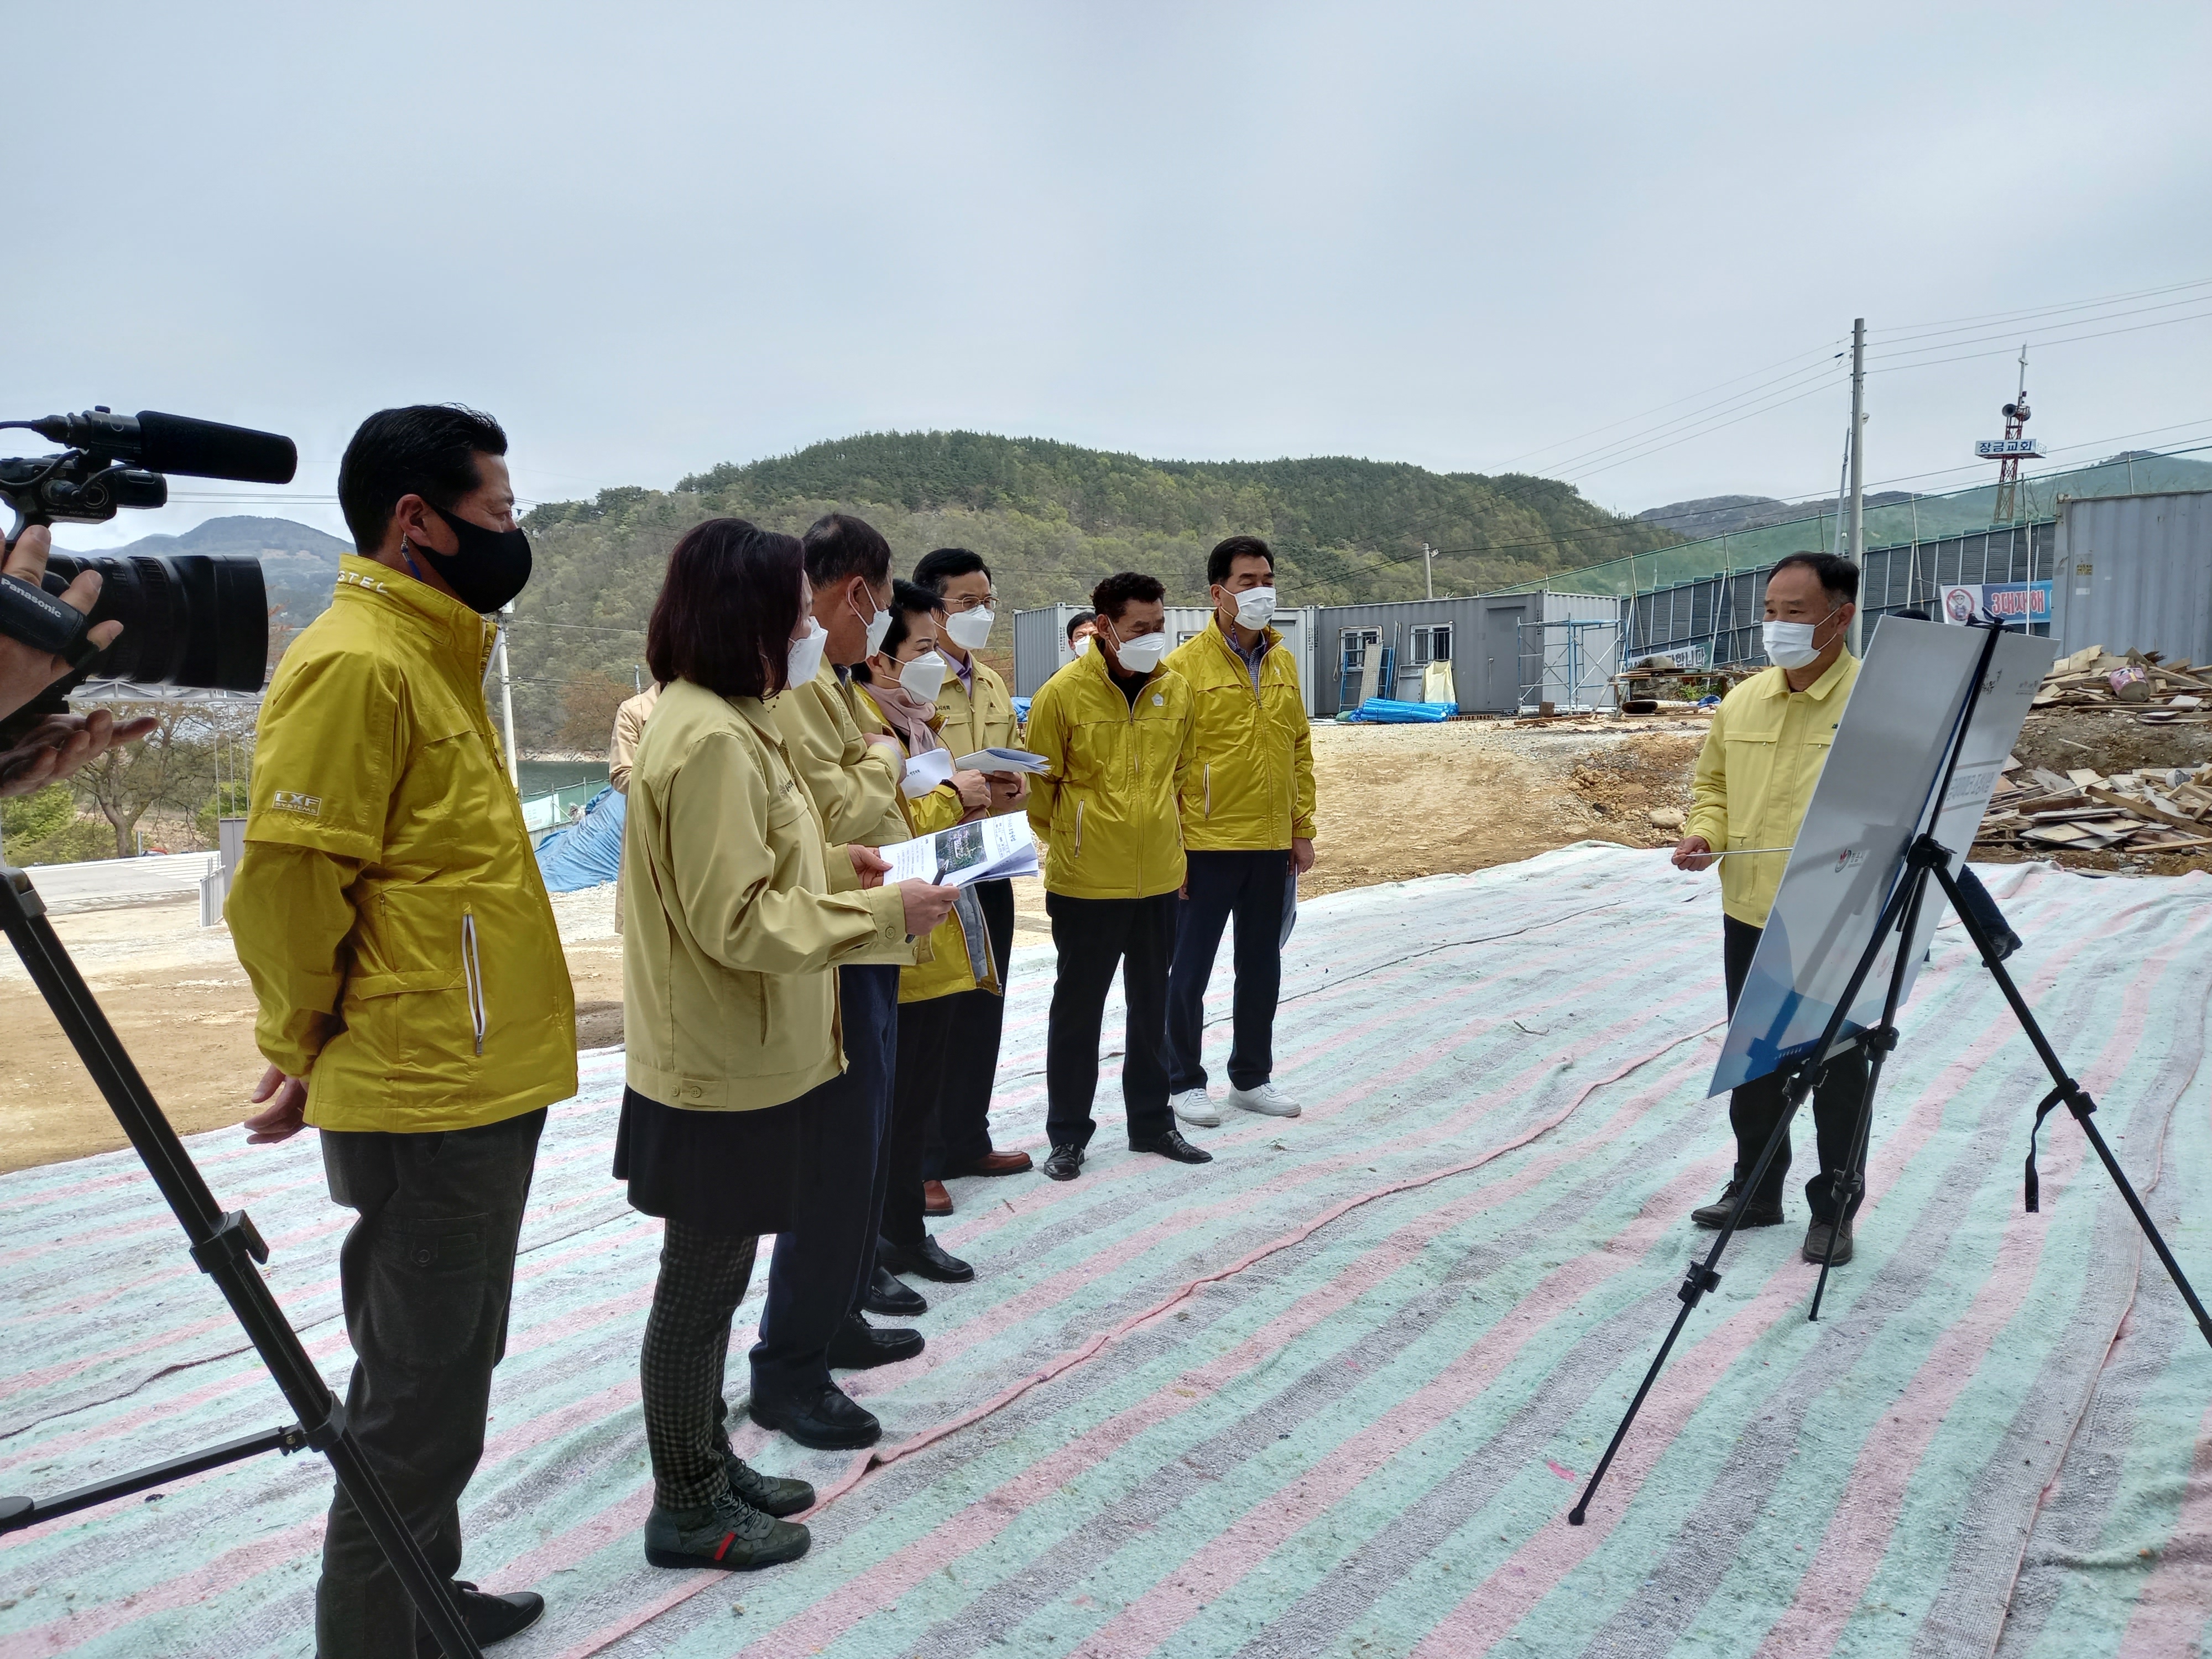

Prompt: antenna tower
[{"left": 1991, "top": 346, "right": 2030, "bottom": 526}]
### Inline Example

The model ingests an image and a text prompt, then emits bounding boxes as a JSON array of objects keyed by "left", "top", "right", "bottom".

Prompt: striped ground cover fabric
[{"left": 1, "top": 843, "right": 2206, "bottom": 1658}]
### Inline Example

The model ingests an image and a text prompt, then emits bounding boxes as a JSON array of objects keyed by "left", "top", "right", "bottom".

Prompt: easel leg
[
  {"left": 1927, "top": 857, "right": 2212, "bottom": 1349},
  {"left": 1568, "top": 1064, "right": 1813, "bottom": 1525},
  {"left": 1808, "top": 862, "right": 1932, "bottom": 1321}
]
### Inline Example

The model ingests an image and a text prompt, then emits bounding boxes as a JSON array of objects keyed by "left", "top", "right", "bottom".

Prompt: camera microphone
[{"left": 24, "top": 410, "right": 298, "bottom": 486}]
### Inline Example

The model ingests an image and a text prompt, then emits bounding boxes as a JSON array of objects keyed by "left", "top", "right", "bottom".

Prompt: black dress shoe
[
  {"left": 865, "top": 1263, "right": 927, "bottom": 1317},
  {"left": 1802, "top": 1218, "right": 1854, "bottom": 1264},
  {"left": 748, "top": 1384, "right": 881, "bottom": 1450},
  {"left": 1129, "top": 1128, "right": 1213, "bottom": 1164},
  {"left": 415, "top": 1582, "right": 545, "bottom": 1655},
  {"left": 1042, "top": 1144, "right": 1085, "bottom": 1182},
  {"left": 878, "top": 1233, "right": 975, "bottom": 1283},
  {"left": 828, "top": 1314, "right": 925, "bottom": 1369},
  {"left": 1691, "top": 1180, "right": 1785, "bottom": 1230}
]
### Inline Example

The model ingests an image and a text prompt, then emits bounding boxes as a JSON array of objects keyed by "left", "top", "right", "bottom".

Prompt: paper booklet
[
  {"left": 881, "top": 813, "right": 1040, "bottom": 888},
  {"left": 954, "top": 747, "right": 1052, "bottom": 776}
]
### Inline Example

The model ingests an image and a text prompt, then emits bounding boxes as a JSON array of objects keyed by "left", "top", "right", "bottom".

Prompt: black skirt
[{"left": 612, "top": 1085, "right": 805, "bottom": 1237}]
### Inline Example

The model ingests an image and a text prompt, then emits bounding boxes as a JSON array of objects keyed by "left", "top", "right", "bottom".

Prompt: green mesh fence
[{"left": 1524, "top": 445, "right": 2212, "bottom": 599}]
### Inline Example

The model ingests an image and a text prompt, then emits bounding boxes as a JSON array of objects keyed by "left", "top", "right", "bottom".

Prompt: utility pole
[
  {"left": 495, "top": 602, "right": 520, "bottom": 791},
  {"left": 1847, "top": 316, "right": 1866, "bottom": 655},
  {"left": 1423, "top": 542, "right": 1435, "bottom": 601}
]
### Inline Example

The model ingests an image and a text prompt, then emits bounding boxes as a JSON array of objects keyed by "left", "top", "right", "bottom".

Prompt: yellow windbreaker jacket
[
  {"left": 1687, "top": 651, "right": 1862, "bottom": 927},
  {"left": 1163, "top": 617, "right": 1316, "bottom": 851},
  {"left": 853, "top": 685, "right": 1001, "bottom": 1004},
  {"left": 227, "top": 556, "right": 577, "bottom": 1134},
  {"left": 769, "top": 661, "right": 917, "bottom": 969},
  {"left": 1024, "top": 644, "right": 1195, "bottom": 901},
  {"left": 621, "top": 680, "right": 910, "bottom": 1111}
]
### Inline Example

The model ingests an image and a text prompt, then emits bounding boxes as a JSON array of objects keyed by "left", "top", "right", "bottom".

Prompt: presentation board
[{"left": 1709, "top": 619, "right": 2055, "bottom": 1096}]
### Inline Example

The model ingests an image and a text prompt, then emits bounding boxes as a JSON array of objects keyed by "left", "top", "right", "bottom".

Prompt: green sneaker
[
  {"left": 714, "top": 1434, "right": 815, "bottom": 1518},
  {"left": 643, "top": 1490, "right": 810, "bottom": 1571}
]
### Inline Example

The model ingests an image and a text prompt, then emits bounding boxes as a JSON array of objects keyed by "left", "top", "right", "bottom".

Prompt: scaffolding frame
[{"left": 1517, "top": 618, "right": 1621, "bottom": 713}]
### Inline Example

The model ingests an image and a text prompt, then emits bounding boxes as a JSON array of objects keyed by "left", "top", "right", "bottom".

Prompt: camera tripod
[
  {"left": 0, "top": 864, "right": 484, "bottom": 1658},
  {"left": 1568, "top": 619, "right": 2212, "bottom": 1526}
]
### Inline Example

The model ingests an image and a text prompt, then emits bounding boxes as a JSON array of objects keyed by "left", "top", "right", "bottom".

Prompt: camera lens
[{"left": 45, "top": 552, "right": 268, "bottom": 692}]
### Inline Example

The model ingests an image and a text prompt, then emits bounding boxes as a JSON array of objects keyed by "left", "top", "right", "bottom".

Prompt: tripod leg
[
  {"left": 0, "top": 872, "right": 485, "bottom": 1659},
  {"left": 1927, "top": 860, "right": 2212, "bottom": 1351},
  {"left": 1569, "top": 1066, "right": 1811, "bottom": 1525}
]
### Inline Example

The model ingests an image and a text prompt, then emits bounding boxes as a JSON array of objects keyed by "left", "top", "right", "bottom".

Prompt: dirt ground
[{"left": 7, "top": 706, "right": 2192, "bottom": 1173}]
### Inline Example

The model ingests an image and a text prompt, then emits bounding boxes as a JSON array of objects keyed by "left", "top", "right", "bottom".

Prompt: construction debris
[
  {"left": 1976, "top": 753, "right": 2212, "bottom": 857},
  {"left": 2031, "top": 645, "right": 2212, "bottom": 723}
]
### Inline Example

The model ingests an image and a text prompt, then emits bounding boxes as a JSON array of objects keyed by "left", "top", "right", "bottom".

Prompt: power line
[
  {"left": 1866, "top": 304, "right": 2212, "bottom": 375},
  {"left": 1867, "top": 274, "right": 2212, "bottom": 342},
  {"left": 1865, "top": 296, "right": 2212, "bottom": 364}
]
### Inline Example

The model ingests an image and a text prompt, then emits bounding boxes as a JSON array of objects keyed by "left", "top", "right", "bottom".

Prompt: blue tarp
[
  {"left": 1345, "top": 699, "right": 1458, "bottom": 724},
  {"left": 534, "top": 786, "right": 624, "bottom": 891}
]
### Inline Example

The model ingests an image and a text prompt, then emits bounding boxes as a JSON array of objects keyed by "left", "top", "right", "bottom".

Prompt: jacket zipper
[
  {"left": 1204, "top": 763, "right": 1212, "bottom": 819},
  {"left": 1074, "top": 799, "right": 1084, "bottom": 855},
  {"left": 461, "top": 910, "right": 487, "bottom": 1057}
]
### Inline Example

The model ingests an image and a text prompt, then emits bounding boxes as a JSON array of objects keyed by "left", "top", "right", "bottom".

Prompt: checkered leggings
[{"left": 640, "top": 1219, "right": 760, "bottom": 1511}]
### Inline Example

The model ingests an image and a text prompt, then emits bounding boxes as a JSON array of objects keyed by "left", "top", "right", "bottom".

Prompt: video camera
[{"left": 0, "top": 407, "right": 297, "bottom": 744}]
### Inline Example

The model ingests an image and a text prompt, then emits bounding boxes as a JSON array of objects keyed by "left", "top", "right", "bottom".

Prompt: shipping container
[
  {"left": 2051, "top": 490, "right": 2212, "bottom": 667},
  {"left": 1311, "top": 594, "right": 1543, "bottom": 715}
]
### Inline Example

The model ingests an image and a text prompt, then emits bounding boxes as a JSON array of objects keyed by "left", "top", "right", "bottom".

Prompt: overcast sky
[{"left": 13, "top": 1, "right": 2212, "bottom": 550}]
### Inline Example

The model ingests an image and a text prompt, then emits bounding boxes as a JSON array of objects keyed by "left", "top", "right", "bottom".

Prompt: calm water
[{"left": 518, "top": 759, "right": 611, "bottom": 798}]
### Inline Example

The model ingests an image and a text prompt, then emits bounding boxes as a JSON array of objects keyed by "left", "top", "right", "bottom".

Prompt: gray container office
[
  {"left": 2051, "top": 489, "right": 2212, "bottom": 666},
  {"left": 1311, "top": 594, "right": 1543, "bottom": 716}
]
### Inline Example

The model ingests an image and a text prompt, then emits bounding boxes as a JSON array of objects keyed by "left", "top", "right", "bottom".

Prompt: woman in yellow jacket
[
  {"left": 615, "top": 521, "right": 956, "bottom": 1571},
  {"left": 852, "top": 580, "right": 999, "bottom": 1284}
]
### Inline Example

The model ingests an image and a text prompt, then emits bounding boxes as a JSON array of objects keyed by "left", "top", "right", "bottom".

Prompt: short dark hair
[
  {"left": 336, "top": 404, "right": 507, "bottom": 552},
  {"left": 1770, "top": 551, "right": 1860, "bottom": 605},
  {"left": 1207, "top": 535, "right": 1274, "bottom": 587},
  {"left": 913, "top": 546, "right": 991, "bottom": 593},
  {"left": 801, "top": 512, "right": 891, "bottom": 590},
  {"left": 646, "top": 518, "right": 806, "bottom": 700},
  {"left": 1092, "top": 571, "right": 1165, "bottom": 622},
  {"left": 1065, "top": 608, "right": 1097, "bottom": 643},
  {"left": 853, "top": 578, "right": 941, "bottom": 683}
]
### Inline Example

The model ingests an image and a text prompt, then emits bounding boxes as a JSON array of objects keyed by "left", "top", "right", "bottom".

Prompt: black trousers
[
  {"left": 752, "top": 962, "right": 897, "bottom": 1401},
  {"left": 1724, "top": 915, "right": 1870, "bottom": 1223},
  {"left": 885, "top": 994, "right": 958, "bottom": 1247},
  {"left": 1045, "top": 890, "right": 1178, "bottom": 1149},
  {"left": 924, "top": 877, "right": 1015, "bottom": 1178},
  {"left": 640, "top": 1220, "right": 760, "bottom": 1511},
  {"left": 316, "top": 1107, "right": 546, "bottom": 1659},
  {"left": 1165, "top": 849, "right": 1290, "bottom": 1094}
]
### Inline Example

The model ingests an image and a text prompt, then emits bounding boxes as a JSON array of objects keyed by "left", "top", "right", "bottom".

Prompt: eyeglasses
[{"left": 940, "top": 593, "right": 995, "bottom": 613}]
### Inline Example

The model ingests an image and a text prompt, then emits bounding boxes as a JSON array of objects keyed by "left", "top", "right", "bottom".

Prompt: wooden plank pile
[
  {"left": 1977, "top": 755, "right": 2212, "bottom": 855},
  {"left": 2032, "top": 644, "right": 2212, "bottom": 723}
]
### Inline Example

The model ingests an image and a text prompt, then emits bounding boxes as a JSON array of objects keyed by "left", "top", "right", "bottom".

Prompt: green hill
[{"left": 508, "top": 430, "right": 1680, "bottom": 752}]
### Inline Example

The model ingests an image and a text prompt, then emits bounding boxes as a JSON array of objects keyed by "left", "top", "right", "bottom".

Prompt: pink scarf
[{"left": 867, "top": 676, "right": 943, "bottom": 757}]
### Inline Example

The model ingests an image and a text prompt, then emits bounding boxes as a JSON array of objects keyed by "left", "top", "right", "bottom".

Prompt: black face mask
[{"left": 408, "top": 504, "right": 533, "bottom": 614}]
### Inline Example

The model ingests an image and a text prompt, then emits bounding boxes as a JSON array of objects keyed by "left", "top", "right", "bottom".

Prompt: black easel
[
  {"left": 1568, "top": 619, "right": 2212, "bottom": 1526},
  {"left": 0, "top": 864, "right": 484, "bottom": 1658}
]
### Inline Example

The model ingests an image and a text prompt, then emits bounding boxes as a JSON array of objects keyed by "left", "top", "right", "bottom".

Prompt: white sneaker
[
  {"left": 1225, "top": 1082, "right": 1301, "bottom": 1118},
  {"left": 1170, "top": 1088, "right": 1220, "bottom": 1127}
]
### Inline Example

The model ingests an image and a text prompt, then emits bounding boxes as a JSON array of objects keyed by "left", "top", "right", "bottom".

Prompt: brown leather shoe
[
  {"left": 955, "top": 1149, "right": 1034, "bottom": 1177},
  {"left": 922, "top": 1179, "right": 953, "bottom": 1216}
]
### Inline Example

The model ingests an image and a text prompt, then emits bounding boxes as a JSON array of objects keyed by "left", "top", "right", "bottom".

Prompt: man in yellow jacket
[
  {"left": 1162, "top": 536, "right": 1317, "bottom": 1128},
  {"left": 228, "top": 406, "right": 573, "bottom": 1659},
  {"left": 1672, "top": 551, "right": 1869, "bottom": 1265},
  {"left": 911, "top": 545, "right": 1035, "bottom": 1185},
  {"left": 1025, "top": 571, "right": 1209, "bottom": 1181}
]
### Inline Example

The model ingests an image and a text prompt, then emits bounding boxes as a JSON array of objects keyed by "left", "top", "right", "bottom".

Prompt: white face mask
[
  {"left": 851, "top": 587, "right": 891, "bottom": 655},
  {"left": 898, "top": 649, "right": 947, "bottom": 702},
  {"left": 785, "top": 618, "right": 828, "bottom": 688},
  {"left": 1073, "top": 634, "right": 1093, "bottom": 656},
  {"left": 1112, "top": 627, "right": 1169, "bottom": 675},
  {"left": 944, "top": 605, "right": 995, "bottom": 650},
  {"left": 1230, "top": 586, "right": 1277, "bottom": 629},
  {"left": 1762, "top": 614, "right": 1832, "bottom": 671}
]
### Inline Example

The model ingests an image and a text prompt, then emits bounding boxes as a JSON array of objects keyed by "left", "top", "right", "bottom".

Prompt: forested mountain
[{"left": 509, "top": 431, "right": 1679, "bottom": 753}]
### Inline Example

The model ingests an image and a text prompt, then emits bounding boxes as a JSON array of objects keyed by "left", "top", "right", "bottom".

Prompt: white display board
[{"left": 1710, "top": 620, "right": 2054, "bottom": 1095}]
